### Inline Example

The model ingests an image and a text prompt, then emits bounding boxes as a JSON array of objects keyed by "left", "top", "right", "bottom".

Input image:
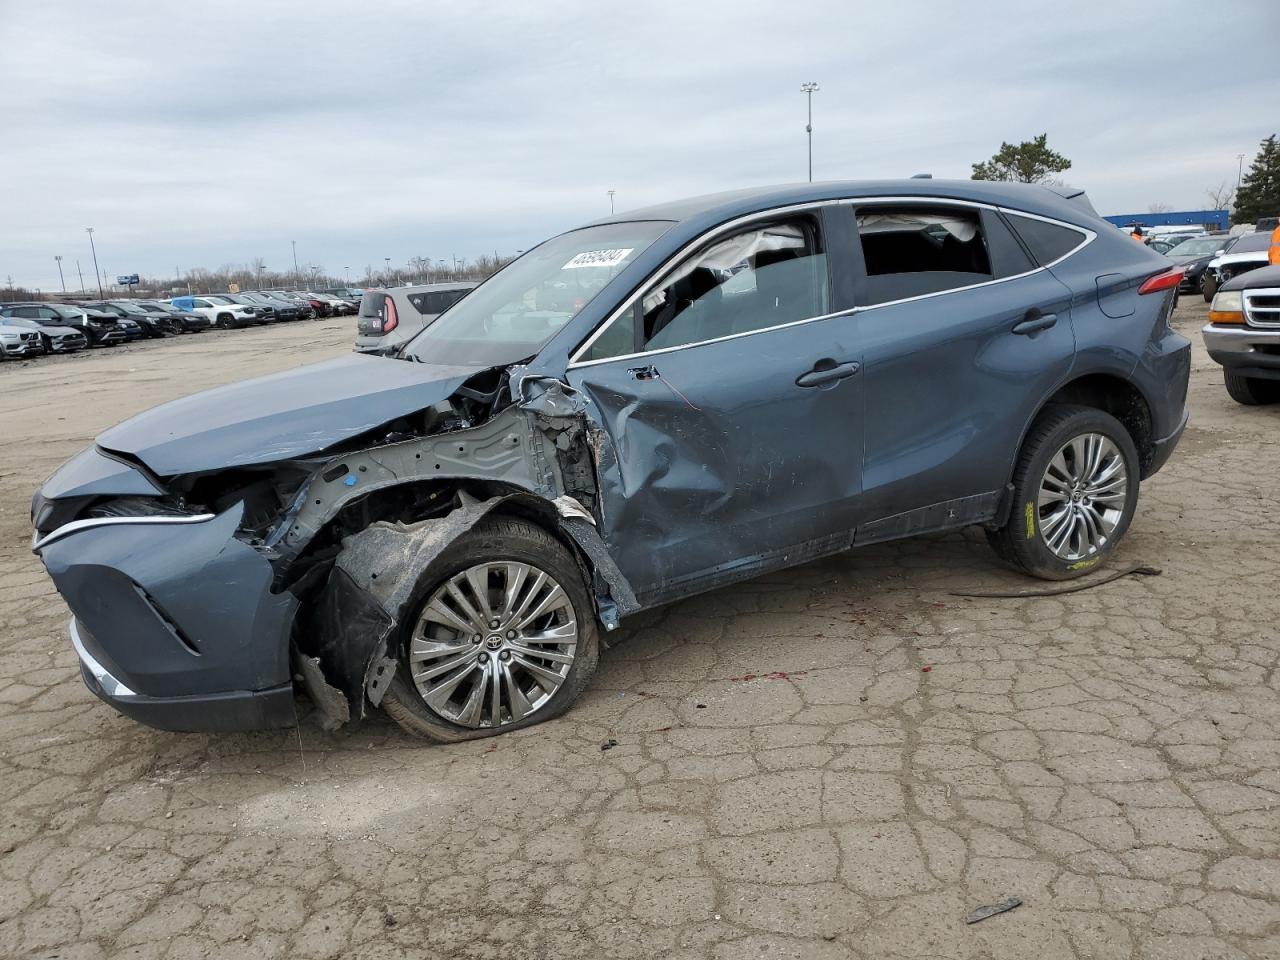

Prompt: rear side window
[
  {"left": 1006, "top": 213, "right": 1087, "bottom": 265},
  {"left": 855, "top": 206, "right": 992, "bottom": 305}
]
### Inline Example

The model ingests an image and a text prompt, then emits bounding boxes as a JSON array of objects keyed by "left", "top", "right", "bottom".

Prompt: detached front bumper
[
  {"left": 1203, "top": 323, "right": 1280, "bottom": 381},
  {"left": 35, "top": 504, "right": 298, "bottom": 732}
]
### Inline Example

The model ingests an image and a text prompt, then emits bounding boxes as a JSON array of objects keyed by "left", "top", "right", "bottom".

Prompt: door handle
[
  {"left": 796, "top": 358, "right": 860, "bottom": 388},
  {"left": 1011, "top": 312, "right": 1057, "bottom": 335}
]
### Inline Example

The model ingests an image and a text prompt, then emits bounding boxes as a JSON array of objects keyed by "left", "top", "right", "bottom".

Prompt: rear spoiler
[{"left": 1042, "top": 182, "right": 1099, "bottom": 217}]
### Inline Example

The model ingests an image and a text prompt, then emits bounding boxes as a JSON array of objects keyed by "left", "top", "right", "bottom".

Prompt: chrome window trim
[
  {"left": 567, "top": 197, "right": 1096, "bottom": 369},
  {"left": 32, "top": 513, "right": 216, "bottom": 553}
]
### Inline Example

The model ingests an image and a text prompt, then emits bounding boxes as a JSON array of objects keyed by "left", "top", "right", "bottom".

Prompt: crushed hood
[{"left": 98, "top": 354, "right": 481, "bottom": 475}]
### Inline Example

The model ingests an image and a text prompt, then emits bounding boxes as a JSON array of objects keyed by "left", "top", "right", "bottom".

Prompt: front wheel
[
  {"left": 987, "top": 405, "right": 1140, "bottom": 580},
  {"left": 1224, "top": 370, "right": 1280, "bottom": 405},
  {"left": 1202, "top": 274, "right": 1217, "bottom": 302},
  {"left": 381, "top": 517, "right": 599, "bottom": 742}
]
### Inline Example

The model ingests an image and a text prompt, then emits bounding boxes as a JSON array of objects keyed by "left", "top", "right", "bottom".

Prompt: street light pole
[
  {"left": 800, "top": 82, "right": 820, "bottom": 182},
  {"left": 54, "top": 255, "right": 66, "bottom": 293},
  {"left": 384, "top": 257, "right": 391, "bottom": 284},
  {"left": 1236, "top": 153, "right": 1246, "bottom": 192},
  {"left": 344, "top": 266, "right": 350, "bottom": 284},
  {"left": 85, "top": 227, "right": 104, "bottom": 297},
  {"left": 291, "top": 240, "right": 300, "bottom": 286},
  {"left": 76, "top": 260, "right": 85, "bottom": 292},
  {"left": 608, "top": 189, "right": 616, "bottom": 214}
]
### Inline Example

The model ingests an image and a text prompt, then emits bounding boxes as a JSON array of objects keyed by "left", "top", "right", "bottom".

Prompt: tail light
[
  {"left": 1137, "top": 268, "right": 1183, "bottom": 295},
  {"left": 382, "top": 295, "right": 398, "bottom": 333}
]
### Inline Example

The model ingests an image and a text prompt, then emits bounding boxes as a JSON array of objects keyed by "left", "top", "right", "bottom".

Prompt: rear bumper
[
  {"left": 1203, "top": 323, "right": 1280, "bottom": 380},
  {"left": 1147, "top": 407, "right": 1188, "bottom": 477},
  {"left": 73, "top": 618, "right": 296, "bottom": 732}
]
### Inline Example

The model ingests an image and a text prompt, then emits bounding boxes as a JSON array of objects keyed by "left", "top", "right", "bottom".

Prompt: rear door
[
  {"left": 567, "top": 208, "right": 864, "bottom": 605},
  {"left": 843, "top": 202, "right": 1076, "bottom": 540}
]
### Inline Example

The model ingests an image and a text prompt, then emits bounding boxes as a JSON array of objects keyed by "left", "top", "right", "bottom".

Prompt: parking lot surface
[{"left": 1, "top": 303, "right": 1278, "bottom": 960}]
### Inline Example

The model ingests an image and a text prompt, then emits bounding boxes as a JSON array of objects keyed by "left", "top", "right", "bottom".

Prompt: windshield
[
  {"left": 110, "top": 301, "right": 149, "bottom": 315},
  {"left": 1229, "top": 232, "right": 1271, "bottom": 253},
  {"left": 49, "top": 305, "right": 82, "bottom": 319},
  {"left": 1173, "top": 237, "right": 1228, "bottom": 257},
  {"left": 404, "top": 221, "right": 671, "bottom": 365},
  {"left": 206, "top": 295, "right": 235, "bottom": 304}
]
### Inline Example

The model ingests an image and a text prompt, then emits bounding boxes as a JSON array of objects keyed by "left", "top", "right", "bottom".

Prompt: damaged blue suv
[{"left": 31, "top": 179, "right": 1190, "bottom": 740}]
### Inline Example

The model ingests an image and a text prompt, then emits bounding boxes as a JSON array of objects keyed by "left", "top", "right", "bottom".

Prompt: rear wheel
[
  {"left": 1224, "top": 370, "right": 1280, "bottom": 405},
  {"left": 987, "top": 405, "right": 1140, "bottom": 580},
  {"left": 381, "top": 517, "right": 599, "bottom": 742}
]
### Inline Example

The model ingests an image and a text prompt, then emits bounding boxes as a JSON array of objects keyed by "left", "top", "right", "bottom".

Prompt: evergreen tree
[{"left": 1232, "top": 134, "right": 1280, "bottom": 225}]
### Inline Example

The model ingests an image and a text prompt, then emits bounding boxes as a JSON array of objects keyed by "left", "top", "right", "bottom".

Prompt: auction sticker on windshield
[{"left": 563, "top": 248, "right": 632, "bottom": 269}]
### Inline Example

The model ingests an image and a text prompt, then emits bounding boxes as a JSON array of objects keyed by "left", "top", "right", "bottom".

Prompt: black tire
[
  {"left": 1223, "top": 370, "right": 1280, "bottom": 405},
  {"left": 215, "top": 313, "right": 232, "bottom": 329},
  {"left": 986, "top": 405, "right": 1141, "bottom": 580},
  {"left": 1202, "top": 274, "right": 1217, "bottom": 302},
  {"left": 381, "top": 517, "right": 599, "bottom": 742}
]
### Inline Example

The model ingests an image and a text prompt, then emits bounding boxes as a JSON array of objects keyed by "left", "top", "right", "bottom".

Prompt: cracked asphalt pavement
[{"left": 1, "top": 300, "right": 1278, "bottom": 959}]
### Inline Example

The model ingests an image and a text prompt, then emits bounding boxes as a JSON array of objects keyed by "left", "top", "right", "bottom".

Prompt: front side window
[
  {"left": 856, "top": 206, "right": 992, "bottom": 304},
  {"left": 403, "top": 220, "right": 670, "bottom": 366},
  {"left": 582, "top": 216, "right": 829, "bottom": 360}
]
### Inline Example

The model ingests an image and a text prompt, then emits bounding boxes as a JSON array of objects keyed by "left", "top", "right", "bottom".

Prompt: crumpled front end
[{"left": 35, "top": 494, "right": 297, "bottom": 732}]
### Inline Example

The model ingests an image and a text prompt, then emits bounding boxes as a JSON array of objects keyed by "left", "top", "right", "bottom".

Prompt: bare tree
[
  {"left": 1205, "top": 182, "right": 1234, "bottom": 212},
  {"left": 1147, "top": 202, "right": 1172, "bottom": 214}
]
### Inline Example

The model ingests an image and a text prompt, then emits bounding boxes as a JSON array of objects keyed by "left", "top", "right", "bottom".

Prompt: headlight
[{"left": 1209, "top": 290, "right": 1244, "bottom": 325}]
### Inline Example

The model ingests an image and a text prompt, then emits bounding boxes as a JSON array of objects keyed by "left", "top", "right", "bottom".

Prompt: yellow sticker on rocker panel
[{"left": 1024, "top": 503, "right": 1035, "bottom": 539}]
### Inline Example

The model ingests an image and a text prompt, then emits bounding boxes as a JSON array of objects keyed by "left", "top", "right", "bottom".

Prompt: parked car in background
[
  {"left": 135, "top": 300, "right": 212, "bottom": 333},
  {"left": 0, "top": 320, "right": 43, "bottom": 358},
  {"left": 1203, "top": 263, "right": 1280, "bottom": 404},
  {"left": 242, "top": 291, "right": 307, "bottom": 321},
  {"left": 86, "top": 300, "right": 179, "bottom": 338},
  {"left": 219, "top": 294, "right": 278, "bottom": 322},
  {"left": 28, "top": 179, "right": 1190, "bottom": 738},
  {"left": 169, "top": 295, "right": 261, "bottom": 329},
  {"left": 0, "top": 303, "right": 126, "bottom": 346},
  {"left": 1164, "top": 234, "right": 1235, "bottom": 296},
  {"left": 310, "top": 292, "right": 354, "bottom": 315},
  {"left": 322, "top": 287, "right": 363, "bottom": 306},
  {"left": 1149, "top": 234, "right": 1198, "bottom": 255},
  {"left": 1, "top": 316, "right": 88, "bottom": 354},
  {"left": 355, "top": 281, "right": 477, "bottom": 355},
  {"left": 263, "top": 291, "right": 317, "bottom": 318},
  {"left": 1204, "top": 231, "right": 1270, "bottom": 299}
]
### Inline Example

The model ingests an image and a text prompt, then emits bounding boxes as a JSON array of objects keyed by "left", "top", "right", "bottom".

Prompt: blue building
[{"left": 1102, "top": 209, "right": 1229, "bottom": 230}]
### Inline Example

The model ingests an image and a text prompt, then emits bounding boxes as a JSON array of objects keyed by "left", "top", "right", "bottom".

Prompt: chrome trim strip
[
  {"left": 1243, "top": 288, "right": 1280, "bottom": 328},
  {"left": 70, "top": 617, "right": 137, "bottom": 698},
  {"left": 32, "top": 513, "right": 216, "bottom": 553},
  {"left": 566, "top": 196, "right": 1096, "bottom": 369}
]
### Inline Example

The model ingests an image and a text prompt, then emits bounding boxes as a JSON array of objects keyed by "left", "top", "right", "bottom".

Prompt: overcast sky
[{"left": 2, "top": 0, "right": 1277, "bottom": 291}]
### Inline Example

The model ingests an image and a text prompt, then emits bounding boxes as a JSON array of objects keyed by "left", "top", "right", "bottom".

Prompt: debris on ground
[
  {"left": 601, "top": 738, "right": 618, "bottom": 751},
  {"left": 949, "top": 565, "right": 1161, "bottom": 599},
  {"left": 964, "top": 896, "right": 1023, "bottom": 924}
]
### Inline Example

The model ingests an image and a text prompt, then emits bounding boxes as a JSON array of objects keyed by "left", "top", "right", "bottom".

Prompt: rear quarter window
[{"left": 1006, "top": 214, "right": 1088, "bottom": 265}]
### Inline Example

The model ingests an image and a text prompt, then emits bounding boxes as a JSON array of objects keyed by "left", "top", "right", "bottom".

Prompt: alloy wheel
[
  {"left": 1037, "top": 432, "right": 1129, "bottom": 561},
  {"left": 408, "top": 561, "right": 578, "bottom": 729}
]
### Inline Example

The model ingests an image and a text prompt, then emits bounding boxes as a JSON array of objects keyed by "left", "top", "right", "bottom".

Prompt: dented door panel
[{"left": 570, "top": 314, "right": 863, "bottom": 604}]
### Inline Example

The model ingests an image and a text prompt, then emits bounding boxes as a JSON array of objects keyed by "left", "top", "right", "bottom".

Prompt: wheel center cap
[{"left": 485, "top": 635, "right": 504, "bottom": 650}]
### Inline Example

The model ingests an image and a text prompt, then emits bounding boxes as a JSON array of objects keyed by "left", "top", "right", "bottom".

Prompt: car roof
[
  {"left": 383, "top": 282, "right": 480, "bottom": 293},
  {"left": 582, "top": 179, "right": 1102, "bottom": 232}
]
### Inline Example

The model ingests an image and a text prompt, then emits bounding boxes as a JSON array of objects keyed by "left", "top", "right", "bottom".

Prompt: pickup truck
[{"left": 1204, "top": 263, "right": 1280, "bottom": 403}]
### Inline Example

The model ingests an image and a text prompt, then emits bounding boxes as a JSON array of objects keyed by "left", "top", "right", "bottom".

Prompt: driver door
[{"left": 567, "top": 210, "right": 864, "bottom": 606}]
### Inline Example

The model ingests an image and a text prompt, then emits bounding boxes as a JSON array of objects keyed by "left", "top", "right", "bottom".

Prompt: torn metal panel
[
  {"left": 309, "top": 494, "right": 509, "bottom": 721},
  {"left": 276, "top": 406, "right": 560, "bottom": 554}
]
